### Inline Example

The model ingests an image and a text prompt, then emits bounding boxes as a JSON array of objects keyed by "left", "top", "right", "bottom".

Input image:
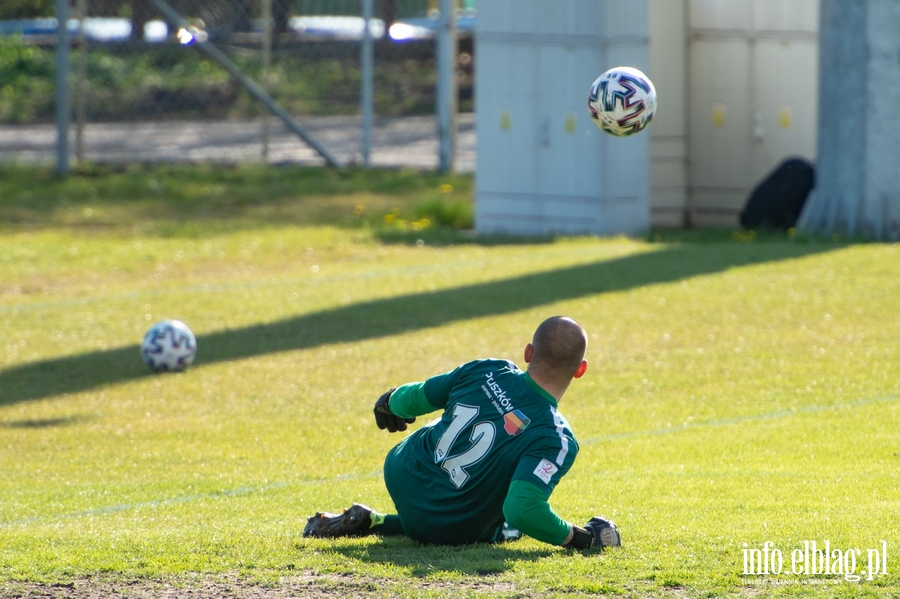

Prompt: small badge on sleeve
[{"left": 533, "top": 458, "right": 558, "bottom": 485}]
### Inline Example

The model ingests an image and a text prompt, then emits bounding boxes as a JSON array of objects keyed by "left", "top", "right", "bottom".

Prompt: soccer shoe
[
  {"left": 500, "top": 522, "right": 523, "bottom": 542},
  {"left": 303, "top": 503, "right": 374, "bottom": 538}
]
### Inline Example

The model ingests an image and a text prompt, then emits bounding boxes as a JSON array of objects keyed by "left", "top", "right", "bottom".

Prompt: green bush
[
  {"left": 0, "top": 38, "right": 55, "bottom": 124},
  {"left": 414, "top": 196, "right": 472, "bottom": 230},
  {"left": 0, "top": 0, "right": 54, "bottom": 20}
]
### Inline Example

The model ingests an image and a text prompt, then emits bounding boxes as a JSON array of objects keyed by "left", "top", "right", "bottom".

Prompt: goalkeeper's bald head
[{"left": 528, "top": 316, "right": 588, "bottom": 382}]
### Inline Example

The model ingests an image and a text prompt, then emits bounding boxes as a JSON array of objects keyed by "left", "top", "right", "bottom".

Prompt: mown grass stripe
[{"left": 1, "top": 473, "right": 383, "bottom": 528}]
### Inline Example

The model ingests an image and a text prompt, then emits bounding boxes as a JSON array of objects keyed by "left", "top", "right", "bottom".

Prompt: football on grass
[
  {"left": 141, "top": 320, "right": 197, "bottom": 372},
  {"left": 588, "top": 66, "right": 657, "bottom": 137}
]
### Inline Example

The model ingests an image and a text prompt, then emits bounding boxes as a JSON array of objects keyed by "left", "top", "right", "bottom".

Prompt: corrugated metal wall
[
  {"left": 649, "top": 0, "right": 819, "bottom": 228},
  {"left": 647, "top": 0, "right": 689, "bottom": 228}
]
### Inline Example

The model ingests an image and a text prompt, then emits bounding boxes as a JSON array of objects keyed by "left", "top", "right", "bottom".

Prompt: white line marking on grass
[
  {"left": 9, "top": 395, "right": 895, "bottom": 527},
  {"left": 0, "top": 269, "right": 423, "bottom": 315},
  {"left": 1, "top": 471, "right": 382, "bottom": 528},
  {"left": 581, "top": 394, "right": 900, "bottom": 445}
]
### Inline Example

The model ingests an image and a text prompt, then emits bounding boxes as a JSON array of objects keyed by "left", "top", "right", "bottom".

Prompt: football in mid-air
[
  {"left": 588, "top": 66, "right": 657, "bottom": 137},
  {"left": 141, "top": 320, "right": 197, "bottom": 372}
]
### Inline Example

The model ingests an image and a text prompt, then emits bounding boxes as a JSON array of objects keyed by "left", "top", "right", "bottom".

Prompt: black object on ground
[{"left": 740, "top": 157, "right": 815, "bottom": 230}]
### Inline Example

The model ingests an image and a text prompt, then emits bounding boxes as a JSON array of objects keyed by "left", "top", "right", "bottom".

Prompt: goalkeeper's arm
[
  {"left": 503, "top": 480, "right": 620, "bottom": 548},
  {"left": 385, "top": 382, "right": 437, "bottom": 419},
  {"left": 502, "top": 479, "right": 573, "bottom": 546},
  {"left": 373, "top": 382, "right": 438, "bottom": 432}
]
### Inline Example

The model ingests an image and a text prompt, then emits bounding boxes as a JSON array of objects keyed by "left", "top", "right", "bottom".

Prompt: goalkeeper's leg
[{"left": 303, "top": 504, "right": 406, "bottom": 538}]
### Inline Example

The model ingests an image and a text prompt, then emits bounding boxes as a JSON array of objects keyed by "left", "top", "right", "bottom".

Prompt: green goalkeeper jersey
[{"left": 383, "top": 358, "right": 579, "bottom": 544}]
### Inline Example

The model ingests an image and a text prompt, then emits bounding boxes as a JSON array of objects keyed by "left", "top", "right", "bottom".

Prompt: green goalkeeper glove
[{"left": 373, "top": 388, "right": 416, "bottom": 433}]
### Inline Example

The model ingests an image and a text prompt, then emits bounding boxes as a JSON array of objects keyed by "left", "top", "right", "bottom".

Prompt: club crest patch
[
  {"left": 533, "top": 458, "right": 558, "bottom": 484},
  {"left": 503, "top": 409, "right": 531, "bottom": 435}
]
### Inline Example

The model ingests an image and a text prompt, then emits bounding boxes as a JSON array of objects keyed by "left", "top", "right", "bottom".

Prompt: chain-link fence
[{"left": 0, "top": 0, "right": 475, "bottom": 170}]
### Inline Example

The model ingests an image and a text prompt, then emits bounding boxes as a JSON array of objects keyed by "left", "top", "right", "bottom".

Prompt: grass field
[{"left": 1, "top": 165, "right": 898, "bottom": 598}]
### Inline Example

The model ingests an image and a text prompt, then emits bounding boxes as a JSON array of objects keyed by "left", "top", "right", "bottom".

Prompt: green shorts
[{"left": 383, "top": 438, "right": 506, "bottom": 545}]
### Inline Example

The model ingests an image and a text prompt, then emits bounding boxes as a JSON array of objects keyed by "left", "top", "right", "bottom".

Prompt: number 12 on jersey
[{"left": 434, "top": 404, "right": 497, "bottom": 489}]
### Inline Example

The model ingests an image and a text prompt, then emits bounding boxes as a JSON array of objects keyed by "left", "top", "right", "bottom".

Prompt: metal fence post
[
  {"left": 74, "top": 0, "right": 88, "bottom": 164},
  {"left": 436, "top": 0, "right": 457, "bottom": 172},
  {"left": 55, "top": 0, "right": 72, "bottom": 175},
  {"left": 361, "top": 0, "right": 375, "bottom": 167},
  {"left": 261, "top": 0, "right": 273, "bottom": 161}
]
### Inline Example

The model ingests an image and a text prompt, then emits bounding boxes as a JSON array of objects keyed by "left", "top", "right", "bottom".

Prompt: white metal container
[{"left": 475, "top": 0, "right": 651, "bottom": 237}]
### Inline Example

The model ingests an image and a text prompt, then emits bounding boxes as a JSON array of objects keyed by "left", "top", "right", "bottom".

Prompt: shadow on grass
[
  {"left": 0, "top": 415, "right": 91, "bottom": 429},
  {"left": 329, "top": 537, "right": 556, "bottom": 577},
  {"left": 373, "top": 228, "right": 556, "bottom": 246},
  {"left": 0, "top": 241, "right": 838, "bottom": 406},
  {"left": 375, "top": 226, "right": 837, "bottom": 247}
]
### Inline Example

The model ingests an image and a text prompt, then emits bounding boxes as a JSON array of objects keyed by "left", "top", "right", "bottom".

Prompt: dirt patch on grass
[
  {"left": 1, "top": 574, "right": 759, "bottom": 598},
  {"left": 0, "top": 574, "right": 522, "bottom": 599}
]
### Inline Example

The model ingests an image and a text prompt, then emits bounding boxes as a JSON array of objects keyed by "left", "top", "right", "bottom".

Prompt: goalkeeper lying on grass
[{"left": 304, "top": 316, "right": 621, "bottom": 550}]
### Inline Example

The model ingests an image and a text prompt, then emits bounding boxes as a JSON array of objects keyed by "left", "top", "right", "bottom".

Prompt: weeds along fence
[{"left": 0, "top": 0, "right": 474, "bottom": 171}]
